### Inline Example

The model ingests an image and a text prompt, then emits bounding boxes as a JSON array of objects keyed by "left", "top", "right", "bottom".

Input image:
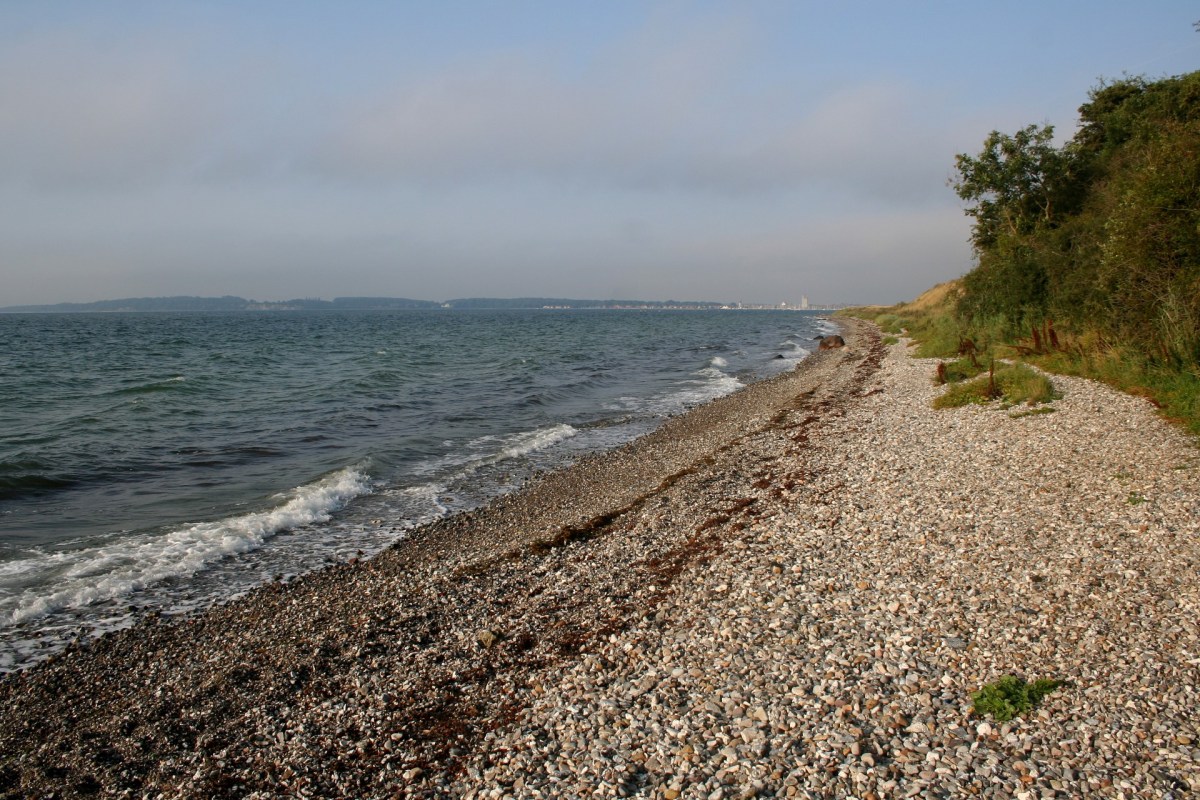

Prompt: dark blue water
[{"left": 0, "top": 309, "right": 830, "bottom": 669}]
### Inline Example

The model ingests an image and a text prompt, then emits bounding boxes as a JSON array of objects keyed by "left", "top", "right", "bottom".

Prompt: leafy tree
[{"left": 952, "top": 124, "right": 1071, "bottom": 249}]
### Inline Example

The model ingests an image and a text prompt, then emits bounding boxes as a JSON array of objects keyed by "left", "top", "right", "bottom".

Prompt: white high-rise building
[{"left": 800, "top": 295, "right": 810, "bottom": 310}]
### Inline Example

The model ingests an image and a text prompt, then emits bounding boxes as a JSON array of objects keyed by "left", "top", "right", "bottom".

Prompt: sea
[{"left": 0, "top": 308, "right": 831, "bottom": 671}]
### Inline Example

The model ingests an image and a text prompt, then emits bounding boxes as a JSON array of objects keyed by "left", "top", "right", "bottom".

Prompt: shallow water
[{"left": 0, "top": 308, "right": 831, "bottom": 669}]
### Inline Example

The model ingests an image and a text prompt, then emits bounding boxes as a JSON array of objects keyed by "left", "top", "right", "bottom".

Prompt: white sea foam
[
  {"left": 1, "top": 466, "right": 372, "bottom": 624},
  {"left": 497, "top": 424, "right": 578, "bottom": 460},
  {"left": 601, "top": 365, "right": 745, "bottom": 416},
  {"left": 413, "top": 423, "right": 580, "bottom": 481},
  {"left": 383, "top": 482, "right": 450, "bottom": 528},
  {"left": 779, "top": 339, "right": 812, "bottom": 360},
  {"left": 694, "top": 366, "right": 744, "bottom": 396},
  {"left": 710, "top": 356, "right": 729, "bottom": 368}
]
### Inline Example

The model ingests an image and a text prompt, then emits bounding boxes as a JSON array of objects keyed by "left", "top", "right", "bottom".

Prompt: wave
[
  {"left": 815, "top": 316, "right": 839, "bottom": 335},
  {"left": 692, "top": 366, "right": 744, "bottom": 399},
  {"left": 1, "top": 466, "right": 372, "bottom": 625},
  {"left": 408, "top": 424, "right": 579, "bottom": 492},
  {"left": 446, "top": 424, "right": 578, "bottom": 477},
  {"left": 0, "top": 455, "right": 78, "bottom": 500},
  {"left": 498, "top": 424, "right": 578, "bottom": 460},
  {"left": 517, "top": 374, "right": 607, "bottom": 408},
  {"left": 778, "top": 338, "right": 812, "bottom": 360},
  {"left": 600, "top": 363, "right": 746, "bottom": 416},
  {"left": 377, "top": 482, "right": 451, "bottom": 531},
  {"left": 0, "top": 472, "right": 76, "bottom": 499},
  {"left": 111, "top": 376, "right": 188, "bottom": 396}
]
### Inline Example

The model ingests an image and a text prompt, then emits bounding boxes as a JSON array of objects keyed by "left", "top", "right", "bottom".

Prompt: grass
[
  {"left": 875, "top": 313, "right": 904, "bottom": 334},
  {"left": 1127, "top": 491, "right": 1146, "bottom": 506},
  {"left": 972, "top": 676, "right": 1064, "bottom": 722},
  {"left": 933, "top": 363, "right": 1060, "bottom": 409},
  {"left": 935, "top": 356, "right": 987, "bottom": 384},
  {"left": 881, "top": 335, "right": 900, "bottom": 346}
]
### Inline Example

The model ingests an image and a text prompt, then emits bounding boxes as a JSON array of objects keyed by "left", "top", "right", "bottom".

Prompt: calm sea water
[{"left": 0, "top": 309, "right": 830, "bottom": 670}]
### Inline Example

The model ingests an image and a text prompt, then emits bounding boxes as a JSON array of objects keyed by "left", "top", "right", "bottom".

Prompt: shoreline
[
  {"left": 3, "top": 317, "right": 1198, "bottom": 798},
  {"left": 0, "top": 319, "right": 880, "bottom": 798}
]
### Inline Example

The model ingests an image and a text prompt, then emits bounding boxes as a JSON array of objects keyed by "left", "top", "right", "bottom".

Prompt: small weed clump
[
  {"left": 934, "top": 363, "right": 1059, "bottom": 409},
  {"left": 972, "top": 676, "right": 1064, "bottom": 722},
  {"left": 1010, "top": 406, "right": 1056, "bottom": 419},
  {"left": 1127, "top": 491, "right": 1146, "bottom": 506},
  {"left": 882, "top": 335, "right": 900, "bottom": 346}
]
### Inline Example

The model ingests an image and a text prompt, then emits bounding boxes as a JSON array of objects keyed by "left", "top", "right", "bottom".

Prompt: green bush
[
  {"left": 909, "top": 312, "right": 964, "bottom": 358},
  {"left": 874, "top": 313, "right": 905, "bottom": 334}
]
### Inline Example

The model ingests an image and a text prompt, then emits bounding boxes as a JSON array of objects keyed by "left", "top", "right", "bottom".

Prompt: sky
[{"left": 2, "top": 2, "right": 1198, "bottom": 306}]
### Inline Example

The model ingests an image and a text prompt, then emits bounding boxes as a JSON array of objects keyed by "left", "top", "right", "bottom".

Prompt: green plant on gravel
[
  {"left": 882, "top": 335, "right": 900, "bottom": 346},
  {"left": 934, "top": 363, "right": 1059, "bottom": 409},
  {"left": 1127, "top": 491, "right": 1146, "bottom": 506},
  {"left": 1010, "top": 406, "right": 1056, "bottom": 419},
  {"left": 935, "top": 356, "right": 988, "bottom": 385},
  {"left": 972, "top": 676, "right": 1064, "bottom": 722}
]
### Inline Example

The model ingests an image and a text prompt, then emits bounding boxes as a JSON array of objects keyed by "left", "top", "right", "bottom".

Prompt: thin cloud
[
  {"left": 306, "top": 14, "right": 755, "bottom": 186},
  {"left": 1, "top": 12, "right": 963, "bottom": 208},
  {"left": 0, "top": 32, "right": 235, "bottom": 188},
  {"left": 301, "top": 14, "right": 957, "bottom": 205}
]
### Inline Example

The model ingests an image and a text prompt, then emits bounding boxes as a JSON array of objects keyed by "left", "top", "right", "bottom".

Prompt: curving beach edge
[{"left": 2, "top": 318, "right": 1198, "bottom": 799}]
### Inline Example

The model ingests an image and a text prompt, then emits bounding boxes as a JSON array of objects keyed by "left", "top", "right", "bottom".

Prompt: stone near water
[{"left": 818, "top": 334, "right": 846, "bottom": 350}]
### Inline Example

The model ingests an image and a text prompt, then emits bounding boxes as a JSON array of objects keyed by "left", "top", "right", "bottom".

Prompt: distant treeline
[
  {"left": 1, "top": 296, "right": 729, "bottom": 313},
  {"left": 0, "top": 296, "right": 440, "bottom": 313},
  {"left": 951, "top": 70, "right": 1200, "bottom": 369}
]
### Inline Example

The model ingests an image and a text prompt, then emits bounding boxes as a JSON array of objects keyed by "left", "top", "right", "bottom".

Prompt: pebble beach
[{"left": 2, "top": 319, "right": 1197, "bottom": 799}]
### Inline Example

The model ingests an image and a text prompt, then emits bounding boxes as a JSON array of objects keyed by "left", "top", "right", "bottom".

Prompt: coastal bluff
[{"left": 2, "top": 319, "right": 1197, "bottom": 798}]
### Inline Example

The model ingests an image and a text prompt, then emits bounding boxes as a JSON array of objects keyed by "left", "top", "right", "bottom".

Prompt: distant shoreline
[
  {"left": 0, "top": 296, "right": 844, "bottom": 314},
  {"left": 0, "top": 295, "right": 845, "bottom": 314}
]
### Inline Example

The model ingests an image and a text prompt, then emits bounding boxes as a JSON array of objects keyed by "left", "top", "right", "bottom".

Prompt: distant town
[{"left": 1, "top": 295, "right": 848, "bottom": 314}]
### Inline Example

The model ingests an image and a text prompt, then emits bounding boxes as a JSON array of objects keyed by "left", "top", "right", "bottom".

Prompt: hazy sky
[{"left": 2, "top": 2, "right": 1197, "bottom": 306}]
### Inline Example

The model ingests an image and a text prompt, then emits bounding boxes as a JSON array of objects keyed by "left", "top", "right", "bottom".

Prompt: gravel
[{"left": 2, "top": 319, "right": 1196, "bottom": 799}]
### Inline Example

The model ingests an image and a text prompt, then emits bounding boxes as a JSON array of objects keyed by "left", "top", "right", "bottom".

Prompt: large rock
[{"left": 818, "top": 334, "right": 846, "bottom": 350}]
